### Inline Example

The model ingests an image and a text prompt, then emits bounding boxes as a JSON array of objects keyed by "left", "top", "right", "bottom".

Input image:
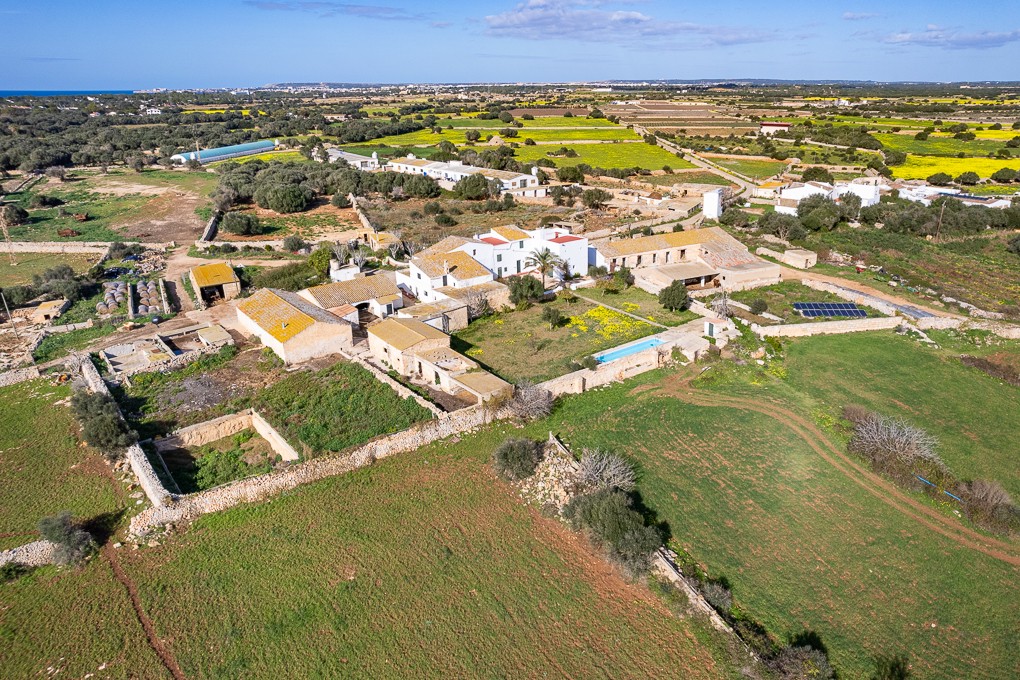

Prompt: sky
[{"left": 2, "top": 0, "right": 1020, "bottom": 89}]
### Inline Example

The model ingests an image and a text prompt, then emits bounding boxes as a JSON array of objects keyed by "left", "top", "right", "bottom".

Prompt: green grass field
[
  {"left": 729, "top": 281, "right": 884, "bottom": 324},
  {"left": 374, "top": 127, "right": 639, "bottom": 146},
  {"left": 875, "top": 133, "right": 1008, "bottom": 158},
  {"left": 438, "top": 115, "right": 618, "bottom": 128},
  {"left": 32, "top": 323, "right": 119, "bottom": 363},
  {"left": 783, "top": 332, "right": 1020, "bottom": 496},
  {"left": 453, "top": 299, "right": 658, "bottom": 382},
  {"left": 518, "top": 351, "right": 1020, "bottom": 679},
  {"left": 0, "top": 252, "right": 99, "bottom": 287},
  {"left": 114, "top": 437, "right": 740, "bottom": 679},
  {"left": 893, "top": 155, "right": 1020, "bottom": 179},
  {"left": 641, "top": 171, "right": 734, "bottom": 186},
  {"left": 512, "top": 142, "right": 693, "bottom": 170},
  {"left": 0, "top": 380, "right": 122, "bottom": 550},
  {"left": 710, "top": 157, "right": 789, "bottom": 179}
]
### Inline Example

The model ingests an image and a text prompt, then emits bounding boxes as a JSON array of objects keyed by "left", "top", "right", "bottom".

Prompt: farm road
[{"left": 645, "top": 377, "right": 1020, "bottom": 567}]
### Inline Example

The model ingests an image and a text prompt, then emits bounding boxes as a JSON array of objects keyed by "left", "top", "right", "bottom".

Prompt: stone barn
[
  {"left": 236, "top": 288, "right": 354, "bottom": 365},
  {"left": 189, "top": 262, "right": 241, "bottom": 305}
]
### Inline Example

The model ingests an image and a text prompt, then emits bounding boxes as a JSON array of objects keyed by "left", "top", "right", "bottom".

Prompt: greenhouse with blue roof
[{"left": 170, "top": 140, "right": 277, "bottom": 165}]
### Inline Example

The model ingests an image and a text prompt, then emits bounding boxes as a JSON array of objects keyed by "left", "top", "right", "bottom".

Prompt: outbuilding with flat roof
[{"left": 188, "top": 262, "right": 241, "bottom": 305}]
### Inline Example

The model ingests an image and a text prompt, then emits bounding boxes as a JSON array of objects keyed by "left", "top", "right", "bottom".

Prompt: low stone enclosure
[
  {"left": 99, "top": 323, "right": 233, "bottom": 379},
  {"left": 153, "top": 409, "right": 300, "bottom": 464}
]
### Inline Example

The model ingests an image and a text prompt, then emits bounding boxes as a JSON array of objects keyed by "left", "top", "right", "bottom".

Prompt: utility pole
[
  {"left": 1, "top": 290, "right": 20, "bottom": 342},
  {"left": 934, "top": 200, "right": 946, "bottom": 243}
]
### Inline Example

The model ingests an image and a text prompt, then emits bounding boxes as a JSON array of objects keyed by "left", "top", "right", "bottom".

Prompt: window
[
  {"left": 416, "top": 272, "right": 422, "bottom": 280},
  {"left": 442, "top": 275, "right": 448, "bottom": 287},
  {"left": 496, "top": 254, "right": 502, "bottom": 262},
  {"left": 519, "top": 241, "right": 524, "bottom": 249},
  {"left": 652, "top": 253, "right": 656, "bottom": 264}
]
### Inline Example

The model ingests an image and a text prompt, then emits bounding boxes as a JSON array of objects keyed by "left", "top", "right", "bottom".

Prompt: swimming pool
[{"left": 595, "top": 337, "right": 665, "bottom": 364}]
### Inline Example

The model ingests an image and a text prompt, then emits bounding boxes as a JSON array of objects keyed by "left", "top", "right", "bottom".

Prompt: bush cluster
[
  {"left": 563, "top": 489, "right": 661, "bottom": 575},
  {"left": 38, "top": 511, "right": 96, "bottom": 566},
  {"left": 70, "top": 391, "right": 136, "bottom": 459},
  {"left": 492, "top": 438, "right": 543, "bottom": 481}
]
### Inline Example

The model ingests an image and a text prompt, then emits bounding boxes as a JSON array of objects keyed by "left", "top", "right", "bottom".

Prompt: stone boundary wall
[
  {"left": 350, "top": 194, "right": 375, "bottom": 231},
  {"left": 651, "top": 550, "right": 733, "bottom": 633},
  {"left": 157, "top": 277, "right": 171, "bottom": 314},
  {"left": 969, "top": 321, "right": 1020, "bottom": 339},
  {"left": 752, "top": 316, "right": 901, "bottom": 338},
  {"left": 46, "top": 319, "right": 94, "bottom": 334},
  {"left": 0, "top": 366, "right": 41, "bottom": 388},
  {"left": 154, "top": 409, "right": 300, "bottom": 462},
  {"left": 129, "top": 404, "right": 493, "bottom": 536},
  {"left": 120, "top": 343, "right": 222, "bottom": 381},
  {"left": 0, "top": 540, "right": 56, "bottom": 568},
  {"left": 250, "top": 410, "right": 301, "bottom": 462},
  {"left": 344, "top": 350, "right": 446, "bottom": 418},
  {"left": 199, "top": 211, "right": 221, "bottom": 243},
  {"left": 78, "top": 357, "right": 170, "bottom": 507},
  {"left": 540, "top": 346, "right": 665, "bottom": 397},
  {"left": 916, "top": 316, "right": 963, "bottom": 331},
  {"left": 1, "top": 241, "right": 114, "bottom": 255}
]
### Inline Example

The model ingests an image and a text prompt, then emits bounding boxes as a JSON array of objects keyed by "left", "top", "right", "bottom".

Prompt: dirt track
[{"left": 645, "top": 377, "right": 1020, "bottom": 567}]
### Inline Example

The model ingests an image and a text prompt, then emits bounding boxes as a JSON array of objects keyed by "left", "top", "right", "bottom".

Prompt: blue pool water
[{"left": 595, "top": 337, "right": 665, "bottom": 363}]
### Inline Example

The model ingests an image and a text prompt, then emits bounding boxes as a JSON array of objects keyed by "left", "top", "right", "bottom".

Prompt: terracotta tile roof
[
  {"left": 302, "top": 272, "right": 397, "bottom": 309},
  {"left": 414, "top": 250, "right": 492, "bottom": 280},
  {"left": 369, "top": 317, "right": 449, "bottom": 351},
  {"left": 237, "top": 288, "right": 346, "bottom": 343},
  {"left": 479, "top": 236, "right": 505, "bottom": 246},
  {"left": 492, "top": 225, "right": 529, "bottom": 241},
  {"left": 190, "top": 262, "right": 239, "bottom": 288},
  {"left": 549, "top": 235, "right": 583, "bottom": 244},
  {"left": 594, "top": 226, "right": 734, "bottom": 259}
]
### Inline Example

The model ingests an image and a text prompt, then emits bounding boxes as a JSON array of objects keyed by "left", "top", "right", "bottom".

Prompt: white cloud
[
  {"left": 842, "top": 12, "right": 879, "bottom": 21},
  {"left": 484, "top": 0, "right": 773, "bottom": 47},
  {"left": 883, "top": 26, "right": 1020, "bottom": 49}
]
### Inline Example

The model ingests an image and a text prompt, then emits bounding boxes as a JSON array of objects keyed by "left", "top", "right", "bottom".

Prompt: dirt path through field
[
  {"left": 644, "top": 377, "right": 1020, "bottom": 566},
  {"left": 103, "top": 544, "right": 186, "bottom": 680}
]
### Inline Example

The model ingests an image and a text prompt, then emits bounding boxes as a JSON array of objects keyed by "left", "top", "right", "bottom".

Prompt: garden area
[
  {"left": 153, "top": 430, "right": 276, "bottom": 494},
  {"left": 581, "top": 285, "right": 701, "bottom": 327},
  {"left": 452, "top": 297, "right": 658, "bottom": 383},
  {"left": 728, "top": 280, "right": 885, "bottom": 324},
  {"left": 250, "top": 361, "right": 433, "bottom": 456}
]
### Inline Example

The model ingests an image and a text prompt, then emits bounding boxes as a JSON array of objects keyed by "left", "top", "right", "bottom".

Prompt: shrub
[
  {"left": 282, "top": 235, "right": 308, "bottom": 252},
  {"left": 658, "top": 280, "right": 691, "bottom": 311},
  {"left": 579, "top": 448, "right": 636, "bottom": 491},
  {"left": 771, "top": 645, "right": 835, "bottom": 680},
  {"left": 220, "top": 211, "right": 263, "bottom": 236},
  {"left": 562, "top": 489, "right": 661, "bottom": 574},
  {"left": 541, "top": 305, "right": 562, "bottom": 329},
  {"left": 452, "top": 174, "right": 492, "bottom": 200},
  {"left": 507, "top": 380, "right": 553, "bottom": 421},
  {"left": 1, "top": 562, "right": 30, "bottom": 582},
  {"left": 578, "top": 355, "right": 599, "bottom": 371},
  {"left": 253, "top": 183, "right": 310, "bottom": 213},
  {"left": 871, "top": 653, "right": 912, "bottom": 680},
  {"left": 492, "top": 438, "right": 543, "bottom": 480},
  {"left": 38, "top": 511, "right": 96, "bottom": 566},
  {"left": 749, "top": 299, "right": 768, "bottom": 315},
  {"left": 434, "top": 213, "right": 457, "bottom": 227},
  {"left": 701, "top": 581, "right": 733, "bottom": 615},
  {"left": 252, "top": 261, "right": 318, "bottom": 291},
  {"left": 557, "top": 166, "right": 584, "bottom": 184},
  {"left": 841, "top": 404, "right": 871, "bottom": 425},
  {"left": 108, "top": 242, "right": 144, "bottom": 259},
  {"left": 1009, "top": 235, "right": 1020, "bottom": 256},
  {"left": 508, "top": 275, "right": 544, "bottom": 305},
  {"left": 70, "top": 391, "right": 136, "bottom": 458},
  {"left": 955, "top": 171, "right": 980, "bottom": 186},
  {"left": 927, "top": 172, "right": 952, "bottom": 186},
  {"left": 423, "top": 201, "right": 443, "bottom": 215},
  {"left": 330, "top": 193, "right": 352, "bottom": 208},
  {"left": 960, "top": 479, "right": 1018, "bottom": 534},
  {"left": 0, "top": 204, "right": 29, "bottom": 226},
  {"left": 801, "top": 166, "right": 834, "bottom": 183}
]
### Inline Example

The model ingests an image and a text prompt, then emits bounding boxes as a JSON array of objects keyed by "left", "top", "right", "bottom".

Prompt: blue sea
[{"left": 0, "top": 90, "right": 135, "bottom": 97}]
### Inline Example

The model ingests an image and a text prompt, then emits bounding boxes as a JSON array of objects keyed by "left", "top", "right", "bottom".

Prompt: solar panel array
[{"left": 793, "top": 302, "right": 867, "bottom": 318}]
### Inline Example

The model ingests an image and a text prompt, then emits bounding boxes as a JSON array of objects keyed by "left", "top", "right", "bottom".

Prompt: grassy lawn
[
  {"left": 893, "top": 155, "right": 1020, "bottom": 180},
  {"left": 0, "top": 380, "right": 122, "bottom": 550},
  {"left": 452, "top": 299, "right": 658, "bottom": 383},
  {"left": 729, "top": 281, "right": 884, "bottom": 324},
  {"left": 710, "top": 157, "right": 788, "bottom": 179},
  {"left": 874, "top": 133, "right": 1008, "bottom": 158},
  {"left": 0, "top": 252, "right": 99, "bottom": 287},
  {"left": 783, "top": 332, "right": 1020, "bottom": 496},
  {"left": 117, "top": 433, "right": 739, "bottom": 679},
  {"left": 520, "top": 360, "right": 1020, "bottom": 679},
  {"left": 0, "top": 560, "right": 172, "bottom": 679},
  {"left": 32, "top": 322, "right": 120, "bottom": 363},
  {"left": 512, "top": 142, "right": 693, "bottom": 170},
  {"left": 584, "top": 286, "right": 701, "bottom": 326},
  {"left": 251, "top": 362, "right": 433, "bottom": 456}
]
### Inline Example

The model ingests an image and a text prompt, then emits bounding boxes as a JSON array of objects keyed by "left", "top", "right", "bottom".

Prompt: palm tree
[{"left": 524, "top": 247, "right": 564, "bottom": 291}]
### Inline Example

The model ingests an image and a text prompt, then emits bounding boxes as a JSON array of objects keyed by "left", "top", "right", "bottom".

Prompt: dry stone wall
[
  {"left": 129, "top": 404, "right": 493, "bottom": 536},
  {"left": 752, "top": 316, "right": 901, "bottom": 338},
  {"left": 0, "top": 366, "right": 41, "bottom": 388},
  {"left": 0, "top": 540, "right": 56, "bottom": 568}
]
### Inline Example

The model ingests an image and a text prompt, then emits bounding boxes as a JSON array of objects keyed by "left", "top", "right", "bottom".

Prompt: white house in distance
[
  {"left": 326, "top": 148, "right": 380, "bottom": 170},
  {"left": 387, "top": 155, "right": 539, "bottom": 192},
  {"left": 775, "top": 180, "right": 881, "bottom": 216},
  {"left": 759, "top": 122, "right": 791, "bottom": 136},
  {"left": 703, "top": 188, "right": 723, "bottom": 220}
]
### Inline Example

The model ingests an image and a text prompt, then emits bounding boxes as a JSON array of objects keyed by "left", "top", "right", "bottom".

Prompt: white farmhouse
[
  {"left": 326, "top": 148, "right": 380, "bottom": 170},
  {"left": 386, "top": 155, "right": 539, "bottom": 192}
]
